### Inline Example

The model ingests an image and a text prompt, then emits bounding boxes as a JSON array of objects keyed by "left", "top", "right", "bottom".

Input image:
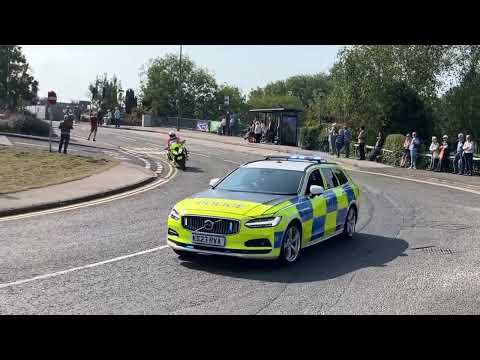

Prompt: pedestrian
[
  {"left": 429, "top": 136, "right": 440, "bottom": 170},
  {"left": 453, "top": 133, "right": 465, "bottom": 174},
  {"left": 357, "top": 126, "right": 366, "bottom": 160},
  {"left": 254, "top": 120, "right": 262, "bottom": 143},
  {"left": 436, "top": 135, "right": 449, "bottom": 172},
  {"left": 369, "top": 130, "right": 385, "bottom": 162},
  {"left": 229, "top": 115, "right": 236, "bottom": 136},
  {"left": 221, "top": 117, "right": 227, "bottom": 135},
  {"left": 463, "top": 135, "right": 474, "bottom": 176},
  {"left": 335, "top": 126, "right": 345, "bottom": 158},
  {"left": 408, "top": 131, "right": 421, "bottom": 170},
  {"left": 328, "top": 124, "right": 338, "bottom": 155},
  {"left": 87, "top": 111, "right": 98, "bottom": 141},
  {"left": 114, "top": 107, "right": 121, "bottom": 128},
  {"left": 343, "top": 124, "right": 353, "bottom": 158},
  {"left": 58, "top": 115, "right": 73, "bottom": 154},
  {"left": 400, "top": 133, "right": 412, "bottom": 167}
]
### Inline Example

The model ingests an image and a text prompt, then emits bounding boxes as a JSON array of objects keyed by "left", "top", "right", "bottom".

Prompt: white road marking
[
  {"left": 0, "top": 245, "right": 170, "bottom": 290},
  {"left": 117, "top": 135, "right": 138, "bottom": 142},
  {"left": 223, "top": 159, "right": 241, "bottom": 165},
  {"left": 347, "top": 167, "right": 480, "bottom": 196},
  {"left": 15, "top": 142, "right": 47, "bottom": 147},
  {"left": 189, "top": 152, "right": 210, "bottom": 158}
]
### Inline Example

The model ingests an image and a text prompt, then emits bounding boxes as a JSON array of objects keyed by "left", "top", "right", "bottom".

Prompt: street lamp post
[{"left": 177, "top": 45, "right": 183, "bottom": 132}]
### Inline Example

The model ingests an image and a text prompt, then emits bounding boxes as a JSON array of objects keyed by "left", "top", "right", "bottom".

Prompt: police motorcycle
[{"left": 166, "top": 133, "right": 188, "bottom": 170}]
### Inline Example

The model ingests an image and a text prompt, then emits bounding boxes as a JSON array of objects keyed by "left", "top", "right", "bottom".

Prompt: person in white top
[
  {"left": 462, "top": 135, "right": 475, "bottom": 176},
  {"left": 429, "top": 136, "right": 440, "bottom": 170}
]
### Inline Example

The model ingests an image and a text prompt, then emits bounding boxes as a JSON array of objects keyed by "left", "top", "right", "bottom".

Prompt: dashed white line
[
  {"left": 189, "top": 152, "right": 210, "bottom": 158},
  {"left": 0, "top": 245, "right": 170, "bottom": 290},
  {"left": 223, "top": 159, "right": 241, "bottom": 165}
]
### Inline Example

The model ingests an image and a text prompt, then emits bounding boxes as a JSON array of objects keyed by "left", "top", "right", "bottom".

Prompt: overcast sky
[{"left": 21, "top": 45, "right": 343, "bottom": 103}]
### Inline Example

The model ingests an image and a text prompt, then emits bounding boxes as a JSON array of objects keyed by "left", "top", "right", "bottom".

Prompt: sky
[{"left": 21, "top": 45, "right": 343, "bottom": 103}]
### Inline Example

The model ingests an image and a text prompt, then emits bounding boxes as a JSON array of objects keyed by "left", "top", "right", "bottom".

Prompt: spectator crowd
[{"left": 327, "top": 124, "right": 477, "bottom": 176}]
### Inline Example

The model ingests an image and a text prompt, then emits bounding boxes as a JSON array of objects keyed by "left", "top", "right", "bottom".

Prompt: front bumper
[{"left": 167, "top": 239, "right": 278, "bottom": 259}]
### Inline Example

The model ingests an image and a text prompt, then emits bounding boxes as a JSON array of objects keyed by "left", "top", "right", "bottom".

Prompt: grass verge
[{"left": 0, "top": 145, "right": 119, "bottom": 194}]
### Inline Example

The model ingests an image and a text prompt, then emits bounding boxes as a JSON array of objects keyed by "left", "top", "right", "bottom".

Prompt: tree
[
  {"left": 0, "top": 45, "right": 39, "bottom": 111},
  {"left": 216, "top": 84, "right": 248, "bottom": 119},
  {"left": 140, "top": 53, "right": 219, "bottom": 119},
  {"left": 88, "top": 73, "right": 123, "bottom": 113},
  {"left": 124, "top": 89, "right": 138, "bottom": 114}
]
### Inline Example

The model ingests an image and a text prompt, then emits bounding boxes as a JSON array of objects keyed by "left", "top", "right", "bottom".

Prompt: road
[{"left": 1, "top": 123, "right": 480, "bottom": 314}]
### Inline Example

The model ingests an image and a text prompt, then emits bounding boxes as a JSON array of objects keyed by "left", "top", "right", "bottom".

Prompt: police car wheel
[
  {"left": 172, "top": 249, "right": 196, "bottom": 260},
  {"left": 278, "top": 223, "right": 302, "bottom": 265},
  {"left": 343, "top": 207, "right": 357, "bottom": 238}
]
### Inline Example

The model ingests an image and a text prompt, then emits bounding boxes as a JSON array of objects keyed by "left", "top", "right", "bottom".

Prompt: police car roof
[{"left": 244, "top": 160, "right": 318, "bottom": 171}]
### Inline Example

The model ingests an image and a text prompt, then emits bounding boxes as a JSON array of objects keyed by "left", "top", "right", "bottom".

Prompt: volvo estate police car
[{"left": 167, "top": 155, "right": 360, "bottom": 264}]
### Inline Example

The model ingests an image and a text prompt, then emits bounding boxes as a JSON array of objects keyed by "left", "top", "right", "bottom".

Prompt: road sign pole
[{"left": 49, "top": 107, "right": 53, "bottom": 152}]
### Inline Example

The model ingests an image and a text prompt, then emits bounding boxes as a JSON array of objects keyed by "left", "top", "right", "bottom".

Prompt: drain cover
[{"left": 411, "top": 246, "right": 456, "bottom": 255}]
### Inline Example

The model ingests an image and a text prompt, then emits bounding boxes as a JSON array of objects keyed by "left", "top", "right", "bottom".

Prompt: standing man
[
  {"left": 221, "top": 116, "right": 227, "bottom": 135},
  {"left": 357, "top": 126, "right": 366, "bottom": 160},
  {"left": 328, "top": 124, "right": 337, "bottom": 155},
  {"left": 87, "top": 111, "right": 98, "bottom": 141},
  {"left": 230, "top": 113, "right": 237, "bottom": 136},
  {"left": 409, "top": 131, "right": 421, "bottom": 170},
  {"left": 58, "top": 115, "right": 73, "bottom": 154},
  {"left": 343, "top": 124, "right": 353, "bottom": 158},
  {"left": 453, "top": 133, "right": 465, "bottom": 174},
  {"left": 335, "top": 126, "right": 345, "bottom": 158},
  {"left": 114, "top": 107, "right": 121, "bottom": 128}
]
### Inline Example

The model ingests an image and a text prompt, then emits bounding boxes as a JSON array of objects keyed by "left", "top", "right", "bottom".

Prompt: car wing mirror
[
  {"left": 209, "top": 178, "right": 220, "bottom": 187},
  {"left": 310, "top": 185, "right": 325, "bottom": 196}
]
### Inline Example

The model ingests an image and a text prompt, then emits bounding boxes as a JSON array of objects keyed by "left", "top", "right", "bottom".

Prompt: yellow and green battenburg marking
[{"left": 168, "top": 183, "right": 359, "bottom": 251}]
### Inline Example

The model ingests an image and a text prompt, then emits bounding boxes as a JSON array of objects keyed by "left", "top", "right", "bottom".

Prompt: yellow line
[{"left": 0, "top": 161, "right": 177, "bottom": 222}]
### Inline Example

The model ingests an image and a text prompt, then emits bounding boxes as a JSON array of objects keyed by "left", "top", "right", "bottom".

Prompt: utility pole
[{"left": 177, "top": 45, "right": 183, "bottom": 132}]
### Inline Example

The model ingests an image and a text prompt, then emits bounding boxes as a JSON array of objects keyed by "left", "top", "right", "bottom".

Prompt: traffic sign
[
  {"left": 47, "top": 91, "right": 57, "bottom": 105},
  {"left": 224, "top": 95, "right": 230, "bottom": 106}
]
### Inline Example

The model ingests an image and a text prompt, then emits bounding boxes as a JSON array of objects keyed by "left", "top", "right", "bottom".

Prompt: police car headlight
[
  {"left": 170, "top": 208, "right": 180, "bottom": 221},
  {"left": 245, "top": 217, "right": 282, "bottom": 228}
]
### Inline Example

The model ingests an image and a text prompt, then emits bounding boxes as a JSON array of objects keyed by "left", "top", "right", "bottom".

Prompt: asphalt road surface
[{"left": 1, "top": 123, "right": 480, "bottom": 314}]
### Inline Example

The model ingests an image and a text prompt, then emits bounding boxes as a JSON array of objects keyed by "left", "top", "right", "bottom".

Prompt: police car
[{"left": 167, "top": 155, "right": 360, "bottom": 264}]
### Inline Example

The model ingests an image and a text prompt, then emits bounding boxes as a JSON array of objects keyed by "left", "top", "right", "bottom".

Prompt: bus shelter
[{"left": 249, "top": 108, "right": 301, "bottom": 146}]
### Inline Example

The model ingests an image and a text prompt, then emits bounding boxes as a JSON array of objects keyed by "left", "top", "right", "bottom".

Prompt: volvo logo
[{"left": 203, "top": 220, "right": 214, "bottom": 231}]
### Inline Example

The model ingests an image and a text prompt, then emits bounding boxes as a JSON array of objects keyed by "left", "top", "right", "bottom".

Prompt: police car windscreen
[{"left": 216, "top": 168, "right": 304, "bottom": 195}]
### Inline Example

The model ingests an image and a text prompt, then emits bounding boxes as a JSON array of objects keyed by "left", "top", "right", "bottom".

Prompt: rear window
[
  {"left": 321, "top": 168, "right": 339, "bottom": 189},
  {"left": 332, "top": 168, "right": 349, "bottom": 185}
]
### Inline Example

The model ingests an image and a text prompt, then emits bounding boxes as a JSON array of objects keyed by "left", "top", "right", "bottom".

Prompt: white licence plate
[{"left": 192, "top": 233, "right": 226, "bottom": 247}]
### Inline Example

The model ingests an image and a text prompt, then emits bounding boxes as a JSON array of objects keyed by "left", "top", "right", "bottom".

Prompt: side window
[
  {"left": 332, "top": 168, "right": 349, "bottom": 186},
  {"left": 305, "top": 169, "right": 325, "bottom": 194},
  {"left": 321, "top": 168, "right": 339, "bottom": 189}
]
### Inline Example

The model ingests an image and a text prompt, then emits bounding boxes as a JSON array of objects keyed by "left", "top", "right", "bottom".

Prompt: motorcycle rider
[{"left": 165, "top": 131, "right": 188, "bottom": 161}]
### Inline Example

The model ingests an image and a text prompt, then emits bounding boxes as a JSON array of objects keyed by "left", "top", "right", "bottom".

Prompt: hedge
[
  {"left": 299, "top": 126, "right": 323, "bottom": 150},
  {"left": 0, "top": 112, "right": 50, "bottom": 137}
]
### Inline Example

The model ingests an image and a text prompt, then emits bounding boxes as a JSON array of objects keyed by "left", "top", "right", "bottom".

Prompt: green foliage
[
  {"left": 381, "top": 134, "right": 405, "bottom": 166},
  {"left": 88, "top": 73, "right": 123, "bottom": 113},
  {"left": 124, "top": 89, "right": 137, "bottom": 114},
  {"left": 299, "top": 125, "right": 323, "bottom": 150},
  {"left": 0, "top": 45, "right": 39, "bottom": 111},
  {"left": 140, "top": 53, "right": 219, "bottom": 119},
  {"left": 0, "top": 112, "right": 49, "bottom": 136}
]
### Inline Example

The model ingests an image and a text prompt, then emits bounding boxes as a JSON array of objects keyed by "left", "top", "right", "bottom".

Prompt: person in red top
[{"left": 87, "top": 111, "right": 98, "bottom": 141}]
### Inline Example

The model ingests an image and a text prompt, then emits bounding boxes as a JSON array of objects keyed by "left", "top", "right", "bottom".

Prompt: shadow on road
[
  {"left": 179, "top": 232, "right": 409, "bottom": 283},
  {"left": 185, "top": 166, "right": 204, "bottom": 173}
]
